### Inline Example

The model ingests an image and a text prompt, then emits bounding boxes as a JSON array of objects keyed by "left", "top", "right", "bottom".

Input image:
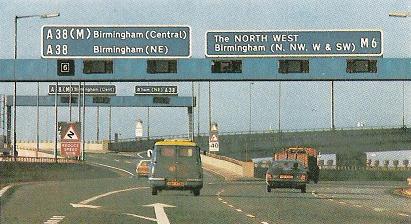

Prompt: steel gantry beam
[
  {"left": 4, "top": 95, "right": 194, "bottom": 107},
  {"left": 0, "top": 58, "right": 409, "bottom": 82}
]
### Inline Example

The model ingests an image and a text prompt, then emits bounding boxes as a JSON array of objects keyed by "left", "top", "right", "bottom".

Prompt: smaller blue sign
[
  {"left": 206, "top": 30, "right": 382, "bottom": 57},
  {"left": 135, "top": 86, "right": 178, "bottom": 95},
  {"left": 42, "top": 25, "right": 191, "bottom": 58}
]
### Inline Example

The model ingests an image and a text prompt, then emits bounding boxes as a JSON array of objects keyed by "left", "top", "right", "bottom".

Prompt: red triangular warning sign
[
  {"left": 63, "top": 126, "right": 80, "bottom": 141},
  {"left": 210, "top": 134, "right": 218, "bottom": 142}
]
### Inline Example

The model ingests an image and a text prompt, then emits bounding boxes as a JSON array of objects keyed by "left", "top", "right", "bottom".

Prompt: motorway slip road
[{"left": 1, "top": 153, "right": 410, "bottom": 224}]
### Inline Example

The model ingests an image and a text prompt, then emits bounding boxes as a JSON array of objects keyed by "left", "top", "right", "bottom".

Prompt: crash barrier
[
  {"left": 0, "top": 156, "right": 79, "bottom": 164},
  {"left": 201, "top": 153, "right": 254, "bottom": 178},
  {"left": 254, "top": 163, "right": 411, "bottom": 179}
]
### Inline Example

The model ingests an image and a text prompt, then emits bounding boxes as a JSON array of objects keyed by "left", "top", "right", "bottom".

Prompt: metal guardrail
[
  {"left": 0, "top": 156, "right": 79, "bottom": 164},
  {"left": 109, "top": 125, "right": 405, "bottom": 143}
]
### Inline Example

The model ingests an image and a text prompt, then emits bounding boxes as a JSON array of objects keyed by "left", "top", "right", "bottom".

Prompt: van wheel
[
  {"left": 152, "top": 188, "right": 158, "bottom": 195},
  {"left": 193, "top": 189, "right": 200, "bottom": 196},
  {"left": 300, "top": 185, "right": 306, "bottom": 193},
  {"left": 266, "top": 185, "right": 271, "bottom": 193}
]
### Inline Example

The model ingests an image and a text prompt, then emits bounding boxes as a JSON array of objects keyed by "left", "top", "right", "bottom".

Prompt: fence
[{"left": 0, "top": 156, "right": 79, "bottom": 164}]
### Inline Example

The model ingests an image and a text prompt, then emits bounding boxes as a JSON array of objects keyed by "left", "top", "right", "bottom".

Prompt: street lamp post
[
  {"left": 388, "top": 11, "right": 409, "bottom": 128},
  {"left": 14, "top": 12, "right": 60, "bottom": 158},
  {"left": 246, "top": 82, "right": 254, "bottom": 162}
]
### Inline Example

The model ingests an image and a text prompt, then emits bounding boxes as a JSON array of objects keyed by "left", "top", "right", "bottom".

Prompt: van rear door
[{"left": 176, "top": 147, "right": 200, "bottom": 180}]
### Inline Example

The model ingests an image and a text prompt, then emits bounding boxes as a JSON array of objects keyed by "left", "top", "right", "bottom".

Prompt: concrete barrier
[{"left": 200, "top": 154, "right": 255, "bottom": 179}]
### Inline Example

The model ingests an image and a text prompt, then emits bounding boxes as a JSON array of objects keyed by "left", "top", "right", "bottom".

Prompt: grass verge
[{"left": 0, "top": 161, "right": 120, "bottom": 185}]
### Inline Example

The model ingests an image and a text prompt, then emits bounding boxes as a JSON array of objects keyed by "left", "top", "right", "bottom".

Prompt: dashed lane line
[
  {"left": 44, "top": 215, "right": 65, "bottom": 224},
  {"left": 216, "top": 189, "right": 266, "bottom": 224}
]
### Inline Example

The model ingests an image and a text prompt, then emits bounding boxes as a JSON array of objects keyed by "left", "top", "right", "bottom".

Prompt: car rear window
[{"left": 272, "top": 161, "right": 303, "bottom": 169}]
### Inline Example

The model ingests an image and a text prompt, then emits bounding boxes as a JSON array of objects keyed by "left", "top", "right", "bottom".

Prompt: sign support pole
[
  {"left": 82, "top": 82, "right": 86, "bottom": 160},
  {"left": 331, "top": 81, "right": 335, "bottom": 130},
  {"left": 54, "top": 82, "right": 58, "bottom": 161},
  {"left": 197, "top": 83, "right": 200, "bottom": 138},
  {"left": 36, "top": 82, "right": 39, "bottom": 158},
  {"left": 96, "top": 106, "right": 99, "bottom": 142}
]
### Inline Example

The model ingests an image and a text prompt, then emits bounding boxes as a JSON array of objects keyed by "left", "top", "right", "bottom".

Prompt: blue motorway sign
[
  {"left": 135, "top": 86, "right": 178, "bottom": 95},
  {"left": 206, "top": 30, "right": 382, "bottom": 57},
  {"left": 42, "top": 25, "right": 191, "bottom": 58}
]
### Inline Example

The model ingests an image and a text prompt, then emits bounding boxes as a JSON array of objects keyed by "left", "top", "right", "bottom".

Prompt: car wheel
[
  {"left": 193, "top": 189, "right": 200, "bottom": 196},
  {"left": 266, "top": 185, "right": 271, "bottom": 193},
  {"left": 151, "top": 188, "right": 158, "bottom": 195},
  {"left": 300, "top": 185, "right": 306, "bottom": 193}
]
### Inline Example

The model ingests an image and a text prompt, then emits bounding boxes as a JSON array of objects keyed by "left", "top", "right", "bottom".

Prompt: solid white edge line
[
  {"left": 90, "top": 162, "right": 134, "bottom": 176},
  {"left": 0, "top": 185, "right": 13, "bottom": 198}
]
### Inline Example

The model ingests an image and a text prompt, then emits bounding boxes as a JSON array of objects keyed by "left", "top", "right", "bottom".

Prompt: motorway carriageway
[{"left": 1, "top": 152, "right": 410, "bottom": 224}]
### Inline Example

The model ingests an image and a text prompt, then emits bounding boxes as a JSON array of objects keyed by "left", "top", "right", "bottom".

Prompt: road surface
[{"left": 1, "top": 153, "right": 410, "bottom": 224}]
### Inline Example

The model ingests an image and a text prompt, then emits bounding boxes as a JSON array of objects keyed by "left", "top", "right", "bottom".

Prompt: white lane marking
[
  {"left": 373, "top": 208, "right": 385, "bottom": 212},
  {"left": 137, "top": 151, "right": 145, "bottom": 158},
  {"left": 125, "top": 161, "right": 131, "bottom": 164},
  {"left": 70, "top": 204, "right": 101, "bottom": 209},
  {"left": 398, "top": 213, "right": 410, "bottom": 217},
  {"left": 0, "top": 185, "right": 13, "bottom": 198},
  {"left": 123, "top": 213, "right": 158, "bottom": 222},
  {"left": 222, "top": 201, "right": 228, "bottom": 204},
  {"left": 338, "top": 201, "right": 347, "bottom": 205},
  {"left": 218, "top": 198, "right": 223, "bottom": 201},
  {"left": 246, "top": 214, "right": 256, "bottom": 218},
  {"left": 228, "top": 204, "right": 234, "bottom": 208},
  {"left": 89, "top": 162, "right": 134, "bottom": 176},
  {"left": 71, "top": 187, "right": 149, "bottom": 208},
  {"left": 143, "top": 203, "right": 176, "bottom": 224},
  {"left": 235, "top": 209, "right": 242, "bottom": 212},
  {"left": 114, "top": 159, "right": 120, "bottom": 162},
  {"left": 44, "top": 216, "right": 64, "bottom": 224},
  {"left": 353, "top": 204, "right": 363, "bottom": 208},
  {"left": 261, "top": 222, "right": 269, "bottom": 224}
]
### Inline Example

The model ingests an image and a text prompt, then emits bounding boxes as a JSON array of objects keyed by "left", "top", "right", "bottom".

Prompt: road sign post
[{"left": 209, "top": 122, "right": 219, "bottom": 152}]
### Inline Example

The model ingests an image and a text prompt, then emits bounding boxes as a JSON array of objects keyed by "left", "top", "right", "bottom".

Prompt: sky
[{"left": 0, "top": 0, "right": 410, "bottom": 141}]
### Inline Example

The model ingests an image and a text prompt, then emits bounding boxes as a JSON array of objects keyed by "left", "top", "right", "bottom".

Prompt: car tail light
[
  {"left": 266, "top": 173, "right": 273, "bottom": 180},
  {"left": 300, "top": 174, "right": 307, "bottom": 181}
]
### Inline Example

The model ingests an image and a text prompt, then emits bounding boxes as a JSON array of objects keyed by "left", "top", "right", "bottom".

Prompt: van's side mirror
[{"left": 147, "top": 149, "right": 153, "bottom": 158}]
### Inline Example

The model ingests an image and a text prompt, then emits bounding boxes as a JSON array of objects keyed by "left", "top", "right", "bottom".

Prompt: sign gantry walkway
[{"left": 0, "top": 58, "right": 409, "bottom": 82}]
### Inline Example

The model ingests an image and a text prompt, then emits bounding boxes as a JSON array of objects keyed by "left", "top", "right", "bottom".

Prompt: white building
[
  {"left": 365, "top": 150, "right": 411, "bottom": 168},
  {"left": 317, "top": 153, "right": 337, "bottom": 169}
]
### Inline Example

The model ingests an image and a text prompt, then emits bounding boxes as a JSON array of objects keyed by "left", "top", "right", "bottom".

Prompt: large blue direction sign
[
  {"left": 206, "top": 30, "right": 382, "bottom": 57},
  {"left": 42, "top": 25, "right": 191, "bottom": 58}
]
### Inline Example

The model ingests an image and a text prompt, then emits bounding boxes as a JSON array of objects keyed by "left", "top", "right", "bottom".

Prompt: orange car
[{"left": 136, "top": 160, "right": 150, "bottom": 177}]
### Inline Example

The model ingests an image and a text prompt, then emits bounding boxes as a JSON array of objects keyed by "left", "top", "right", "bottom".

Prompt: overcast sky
[{"left": 0, "top": 0, "right": 410, "bottom": 141}]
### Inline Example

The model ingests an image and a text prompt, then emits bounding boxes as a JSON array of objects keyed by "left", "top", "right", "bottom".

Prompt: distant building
[
  {"left": 317, "top": 153, "right": 337, "bottom": 169},
  {"left": 365, "top": 150, "right": 411, "bottom": 168}
]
